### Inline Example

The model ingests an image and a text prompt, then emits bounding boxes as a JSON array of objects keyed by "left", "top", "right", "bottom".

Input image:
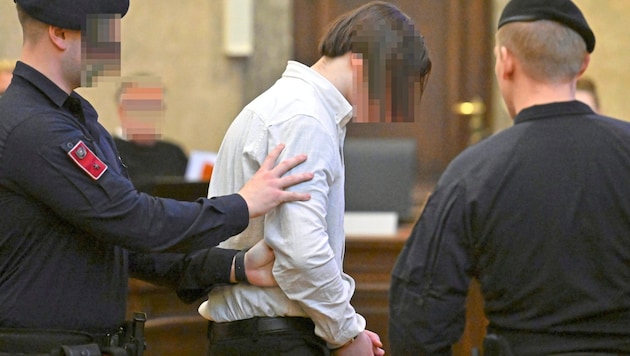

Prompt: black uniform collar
[
  {"left": 13, "top": 61, "right": 75, "bottom": 109},
  {"left": 514, "top": 100, "right": 595, "bottom": 125},
  {"left": 13, "top": 61, "right": 98, "bottom": 121}
]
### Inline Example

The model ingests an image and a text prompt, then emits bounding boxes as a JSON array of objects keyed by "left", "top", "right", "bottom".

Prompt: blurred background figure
[
  {"left": 0, "top": 59, "right": 15, "bottom": 97},
  {"left": 576, "top": 76, "right": 600, "bottom": 113},
  {"left": 114, "top": 75, "right": 188, "bottom": 193}
]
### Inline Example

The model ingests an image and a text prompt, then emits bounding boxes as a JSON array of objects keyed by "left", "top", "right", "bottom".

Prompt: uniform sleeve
[
  {"left": 129, "top": 248, "right": 239, "bottom": 304},
  {"left": 389, "top": 180, "right": 475, "bottom": 355},
  {"left": 4, "top": 112, "right": 249, "bottom": 253}
]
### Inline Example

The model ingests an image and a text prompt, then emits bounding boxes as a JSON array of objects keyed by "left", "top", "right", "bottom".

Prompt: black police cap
[
  {"left": 14, "top": 0, "right": 130, "bottom": 31},
  {"left": 498, "top": 0, "right": 595, "bottom": 53}
]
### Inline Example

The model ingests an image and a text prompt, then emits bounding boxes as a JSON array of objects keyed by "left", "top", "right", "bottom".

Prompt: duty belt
[{"left": 0, "top": 312, "right": 146, "bottom": 356}]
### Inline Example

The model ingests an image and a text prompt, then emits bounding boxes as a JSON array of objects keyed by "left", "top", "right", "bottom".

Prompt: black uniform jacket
[
  {"left": 0, "top": 62, "right": 247, "bottom": 334},
  {"left": 390, "top": 101, "right": 630, "bottom": 355}
]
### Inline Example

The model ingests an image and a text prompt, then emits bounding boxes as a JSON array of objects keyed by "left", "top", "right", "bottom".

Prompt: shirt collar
[
  {"left": 514, "top": 100, "right": 595, "bottom": 125},
  {"left": 13, "top": 61, "right": 98, "bottom": 122},
  {"left": 282, "top": 61, "right": 353, "bottom": 128},
  {"left": 13, "top": 61, "right": 70, "bottom": 109}
]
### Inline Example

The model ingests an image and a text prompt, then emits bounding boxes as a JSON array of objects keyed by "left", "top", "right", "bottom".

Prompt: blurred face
[
  {"left": 82, "top": 14, "right": 121, "bottom": 87},
  {"left": 350, "top": 53, "right": 422, "bottom": 123},
  {"left": 119, "top": 85, "right": 166, "bottom": 144}
]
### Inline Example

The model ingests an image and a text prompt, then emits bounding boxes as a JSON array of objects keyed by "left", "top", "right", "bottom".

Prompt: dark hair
[{"left": 318, "top": 1, "right": 431, "bottom": 120}]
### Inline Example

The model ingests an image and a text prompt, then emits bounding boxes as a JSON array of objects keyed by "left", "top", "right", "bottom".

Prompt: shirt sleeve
[
  {"left": 129, "top": 247, "right": 239, "bottom": 304},
  {"left": 389, "top": 180, "right": 475, "bottom": 355},
  {"left": 3, "top": 113, "right": 249, "bottom": 253},
  {"left": 263, "top": 117, "right": 364, "bottom": 347}
]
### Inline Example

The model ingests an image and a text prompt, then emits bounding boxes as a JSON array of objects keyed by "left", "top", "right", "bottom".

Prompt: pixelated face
[
  {"left": 349, "top": 25, "right": 428, "bottom": 123},
  {"left": 119, "top": 85, "right": 166, "bottom": 143},
  {"left": 350, "top": 53, "right": 424, "bottom": 123},
  {"left": 82, "top": 14, "right": 121, "bottom": 87}
]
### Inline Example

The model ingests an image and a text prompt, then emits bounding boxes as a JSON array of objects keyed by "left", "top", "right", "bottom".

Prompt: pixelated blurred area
[
  {"left": 82, "top": 14, "right": 122, "bottom": 87},
  {"left": 351, "top": 22, "right": 430, "bottom": 123},
  {"left": 118, "top": 75, "right": 166, "bottom": 143}
]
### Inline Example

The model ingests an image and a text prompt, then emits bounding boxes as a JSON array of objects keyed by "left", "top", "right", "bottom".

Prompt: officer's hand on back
[{"left": 238, "top": 144, "right": 313, "bottom": 218}]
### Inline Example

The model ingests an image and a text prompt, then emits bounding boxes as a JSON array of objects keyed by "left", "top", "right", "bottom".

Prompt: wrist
[
  {"left": 234, "top": 248, "right": 249, "bottom": 283},
  {"left": 330, "top": 334, "right": 358, "bottom": 351},
  {"left": 229, "top": 255, "right": 237, "bottom": 283}
]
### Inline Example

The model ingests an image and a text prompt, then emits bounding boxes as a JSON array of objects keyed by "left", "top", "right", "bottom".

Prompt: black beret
[
  {"left": 14, "top": 0, "right": 129, "bottom": 31},
  {"left": 498, "top": 0, "right": 595, "bottom": 53}
]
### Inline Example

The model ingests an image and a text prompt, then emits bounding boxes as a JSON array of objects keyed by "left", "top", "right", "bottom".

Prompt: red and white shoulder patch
[{"left": 67, "top": 140, "right": 108, "bottom": 180}]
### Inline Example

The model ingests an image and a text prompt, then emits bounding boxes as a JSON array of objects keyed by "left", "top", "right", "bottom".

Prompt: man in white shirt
[{"left": 199, "top": 2, "right": 431, "bottom": 354}]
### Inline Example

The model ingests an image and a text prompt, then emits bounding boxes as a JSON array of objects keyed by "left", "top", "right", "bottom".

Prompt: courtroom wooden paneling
[{"left": 345, "top": 235, "right": 408, "bottom": 354}]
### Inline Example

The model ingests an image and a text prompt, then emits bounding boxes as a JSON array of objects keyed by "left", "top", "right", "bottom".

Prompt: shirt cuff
[
  {"left": 329, "top": 334, "right": 359, "bottom": 350},
  {"left": 325, "top": 313, "right": 366, "bottom": 349}
]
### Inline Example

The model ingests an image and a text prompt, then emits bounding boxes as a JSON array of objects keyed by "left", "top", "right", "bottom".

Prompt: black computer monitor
[
  {"left": 343, "top": 138, "right": 417, "bottom": 222},
  {"left": 147, "top": 178, "right": 209, "bottom": 202}
]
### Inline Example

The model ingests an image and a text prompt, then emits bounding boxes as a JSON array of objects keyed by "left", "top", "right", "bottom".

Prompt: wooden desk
[
  {"left": 127, "top": 226, "right": 486, "bottom": 355},
  {"left": 345, "top": 233, "right": 408, "bottom": 354}
]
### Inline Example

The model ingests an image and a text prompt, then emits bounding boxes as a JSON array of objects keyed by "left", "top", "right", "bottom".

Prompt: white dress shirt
[{"left": 198, "top": 61, "right": 365, "bottom": 347}]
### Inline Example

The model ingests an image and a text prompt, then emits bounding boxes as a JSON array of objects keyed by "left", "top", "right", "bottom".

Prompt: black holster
[{"left": 116, "top": 312, "right": 146, "bottom": 356}]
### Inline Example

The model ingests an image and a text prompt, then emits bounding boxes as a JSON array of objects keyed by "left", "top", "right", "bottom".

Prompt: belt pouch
[{"left": 61, "top": 343, "right": 101, "bottom": 356}]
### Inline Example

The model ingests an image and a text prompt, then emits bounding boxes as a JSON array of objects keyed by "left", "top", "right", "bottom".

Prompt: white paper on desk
[
  {"left": 185, "top": 150, "right": 217, "bottom": 181},
  {"left": 344, "top": 211, "right": 398, "bottom": 237}
]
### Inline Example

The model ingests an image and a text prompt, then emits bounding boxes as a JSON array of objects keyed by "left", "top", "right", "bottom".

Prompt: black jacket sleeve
[
  {"left": 389, "top": 180, "right": 474, "bottom": 355},
  {"left": 129, "top": 247, "right": 239, "bottom": 304}
]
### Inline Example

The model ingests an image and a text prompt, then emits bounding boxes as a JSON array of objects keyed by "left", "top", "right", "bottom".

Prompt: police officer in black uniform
[
  {"left": 0, "top": 0, "right": 313, "bottom": 354},
  {"left": 389, "top": 0, "right": 630, "bottom": 355}
]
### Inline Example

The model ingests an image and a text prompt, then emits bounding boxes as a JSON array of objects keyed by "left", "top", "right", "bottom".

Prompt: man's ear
[
  {"left": 499, "top": 46, "right": 515, "bottom": 79},
  {"left": 577, "top": 53, "right": 590, "bottom": 77},
  {"left": 48, "top": 26, "right": 69, "bottom": 51}
]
